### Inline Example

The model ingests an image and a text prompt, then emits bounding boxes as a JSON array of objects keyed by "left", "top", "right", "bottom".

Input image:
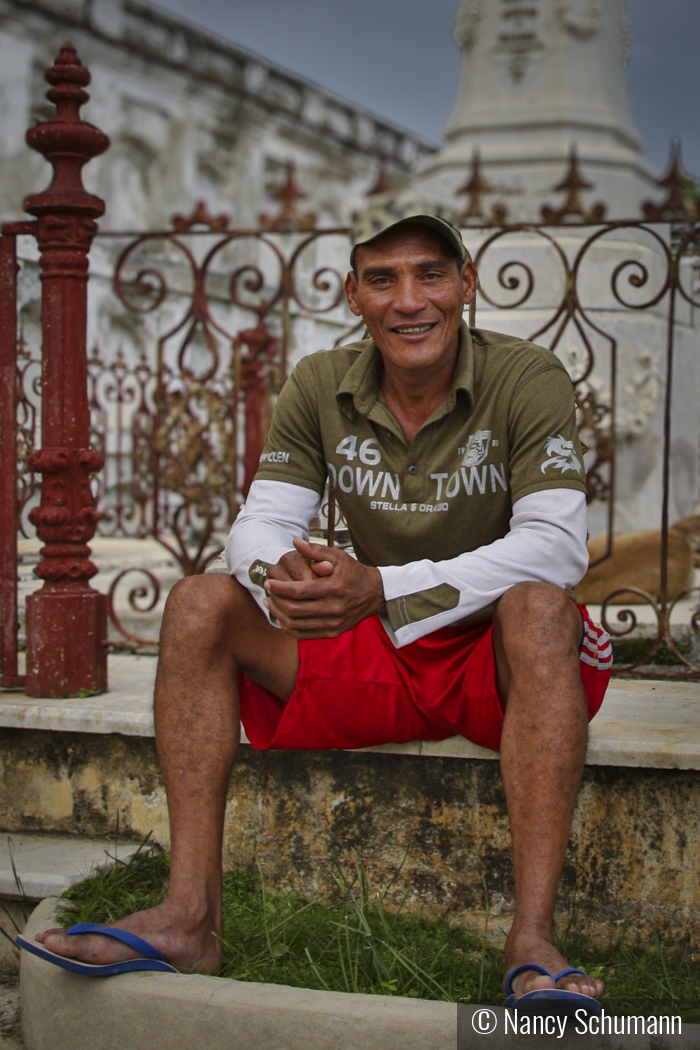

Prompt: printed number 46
[{"left": 335, "top": 435, "right": 381, "bottom": 465}]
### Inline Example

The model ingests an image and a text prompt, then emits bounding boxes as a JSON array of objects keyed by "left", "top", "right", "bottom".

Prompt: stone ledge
[
  {"left": 0, "top": 834, "right": 139, "bottom": 972},
  {"left": 3, "top": 656, "right": 700, "bottom": 770},
  {"left": 20, "top": 899, "right": 455, "bottom": 1050}
]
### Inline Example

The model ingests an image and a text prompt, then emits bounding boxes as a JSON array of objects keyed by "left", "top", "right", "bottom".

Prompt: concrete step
[
  {"left": 0, "top": 834, "right": 140, "bottom": 973},
  {"left": 0, "top": 833, "right": 139, "bottom": 902}
]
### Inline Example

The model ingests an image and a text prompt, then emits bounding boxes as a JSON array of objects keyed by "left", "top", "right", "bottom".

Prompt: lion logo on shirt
[
  {"left": 462, "top": 429, "right": 492, "bottom": 467},
  {"left": 541, "top": 434, "right": 582, "bottom": 474}
]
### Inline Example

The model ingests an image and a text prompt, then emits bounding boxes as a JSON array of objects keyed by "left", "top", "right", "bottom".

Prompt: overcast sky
[{"left": 151, "top": 0, "right": 699, "bottom": 178}]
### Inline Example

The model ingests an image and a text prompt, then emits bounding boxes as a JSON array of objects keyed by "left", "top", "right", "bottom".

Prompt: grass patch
[
  {"left": 612, "top": 636, "right": 693, "bottom": 668},
  {"left": 56, "top": 846, "right": 700, "bottom": 1019}
]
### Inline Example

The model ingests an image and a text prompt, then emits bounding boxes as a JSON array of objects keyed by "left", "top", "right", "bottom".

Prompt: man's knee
[
  {"left": 162, "top": 572, "right": 246, "bottom": 642},
  {"left": 495, "top": 582, "right": 582, "bottom": 655}
]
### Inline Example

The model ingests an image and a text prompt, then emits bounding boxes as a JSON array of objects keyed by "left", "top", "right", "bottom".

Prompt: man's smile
[{"left": 391, "top": 322, "right": 437, "bottom": 336}]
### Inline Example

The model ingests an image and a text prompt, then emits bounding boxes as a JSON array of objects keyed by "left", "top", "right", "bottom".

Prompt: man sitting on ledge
[{"left": 34, "top": 194, "right": 612, "bottom": 1011}]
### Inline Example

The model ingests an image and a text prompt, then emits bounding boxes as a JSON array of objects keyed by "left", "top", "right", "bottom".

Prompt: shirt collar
[{"left": 336, "top": 320, "right": 474, "bottom": 422}]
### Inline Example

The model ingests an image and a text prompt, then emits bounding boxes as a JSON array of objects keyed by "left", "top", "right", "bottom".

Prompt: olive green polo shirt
[{"left": 254, "top": 322, "right": 587, "bottom": 576}]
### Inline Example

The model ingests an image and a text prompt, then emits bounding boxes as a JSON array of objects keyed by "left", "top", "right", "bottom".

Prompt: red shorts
[{"left": 239, "top": 604, "right": 612, "bottom": 754}]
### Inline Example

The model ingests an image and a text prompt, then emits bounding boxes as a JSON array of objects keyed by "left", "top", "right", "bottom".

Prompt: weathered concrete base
[
  {"left": 20, "top": 899, "right": 455, "bottom": 1050},
  {"left": 2, "top": 729, "right": 700, "bottom": 946},
  {"left": 0, "top": 903, "right": 26, "bottom": 974}
]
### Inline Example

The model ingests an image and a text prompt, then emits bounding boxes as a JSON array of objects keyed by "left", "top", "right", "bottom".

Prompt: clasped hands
[{"left": 263, "top": 538, "right": 386, "bottom": 639}]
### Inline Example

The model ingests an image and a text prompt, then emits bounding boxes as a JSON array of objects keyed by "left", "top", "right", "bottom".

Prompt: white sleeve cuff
[{"left": 225, "top": 479, "right": 323, "bottom": 624}]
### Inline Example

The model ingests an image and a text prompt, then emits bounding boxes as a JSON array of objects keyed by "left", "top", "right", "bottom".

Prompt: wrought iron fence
[{"left": 8, "top": 137, "right": 700, "bottom": 676}]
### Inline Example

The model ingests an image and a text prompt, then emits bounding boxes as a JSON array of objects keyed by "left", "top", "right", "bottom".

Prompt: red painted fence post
[
  {"left": 23, "top": 44, "right": 110, "bottom": 697},
  {"left": 0, "top": 232, "right": 21, "bottom": 688}
]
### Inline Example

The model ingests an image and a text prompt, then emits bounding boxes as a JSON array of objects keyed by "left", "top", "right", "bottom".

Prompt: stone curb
[
  {"left": 20, "top": 899, "right": 700, "bottom": 1050},
  {"left": 20, "top": 899, "right": 456, "bottom": 1050}
]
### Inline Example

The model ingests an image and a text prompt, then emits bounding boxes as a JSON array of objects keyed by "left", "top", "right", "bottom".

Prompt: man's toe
[
  {"left": 558, "top": 974, "right": 601, "bottom": 998},
  {"left": 35, "top": 927, "right": 65, "bottom": 945},
  {"left": 41, "top": 931, "right": 77, "bottom": 956},
  {"left": 513, "top": 971, "right": 556, "bottom": 997}
]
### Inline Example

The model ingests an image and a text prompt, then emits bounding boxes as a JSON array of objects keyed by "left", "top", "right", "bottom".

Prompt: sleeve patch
[
  {"left": 386, "top": 582, "right": 461, "bottom": 631},
  {"left": 248, "top": 560, "right": 274, "bottom": 588},
  {"left": 540, "top": 435, "right": 582, "bottom": 474}
]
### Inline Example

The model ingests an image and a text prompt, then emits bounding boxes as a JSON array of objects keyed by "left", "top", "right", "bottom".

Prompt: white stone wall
[
  {"left": 0, "top": 0, "right": 433, "bottom": 229},
  {"left": 1, "top": 0, "right": 433, "bottom": 528}
]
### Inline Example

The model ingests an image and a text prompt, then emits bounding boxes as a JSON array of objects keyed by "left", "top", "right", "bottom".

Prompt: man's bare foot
[
  {"left": 504, "top": 930, "right": 604, "bottom": 1000},
  {"left": 35, "top": 901, "right": 221, "bottom": 975}
]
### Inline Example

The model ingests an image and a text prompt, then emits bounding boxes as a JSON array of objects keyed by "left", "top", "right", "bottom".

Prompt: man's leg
[
  {"left": 37, "top": 574, "right": 298, "bottom": 973},
  {"left": 492, "top": 582, "right": 603, "bottom": 1001}
]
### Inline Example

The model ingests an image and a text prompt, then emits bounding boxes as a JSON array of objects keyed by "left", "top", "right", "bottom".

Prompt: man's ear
[
  {"left": 461, "top": 259, "right": 478, "bottom": 306},
  {"left": 345, "top": 270, "right": 363, "bottom": 317}
]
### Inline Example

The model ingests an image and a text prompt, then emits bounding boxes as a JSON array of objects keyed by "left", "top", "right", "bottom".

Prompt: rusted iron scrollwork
[
  {"left": 106, "top": 567, "right": 161, "bottom": 652},
  {"left": 8, "top": 135, "right": 700, "bottom": 672},
  {"left": 472, "top": 225, "right": 615, "bottom": 515},
  {"left": 90, "top": 187, "right": 360, "bottom": 645},
  {"left": 15, "top": 332, "right": 41, "bottom": 537},
  {"left": 583, "top": 217, "right": 700, "bottom": 676}
]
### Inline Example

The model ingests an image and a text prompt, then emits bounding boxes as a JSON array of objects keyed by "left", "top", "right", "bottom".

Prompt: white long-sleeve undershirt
[{"left": 224, "top": 480, "right": 588, "bottom": 648}]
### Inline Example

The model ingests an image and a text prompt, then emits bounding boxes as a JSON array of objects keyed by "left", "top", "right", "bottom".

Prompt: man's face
[{"left": 345, "top": 223, "right": 476, "bottom": 375}]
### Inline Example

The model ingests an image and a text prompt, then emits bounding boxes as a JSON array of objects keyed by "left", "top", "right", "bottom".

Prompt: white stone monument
[{"left": 415, "top": 0, "right": 654, "bottom": 221}]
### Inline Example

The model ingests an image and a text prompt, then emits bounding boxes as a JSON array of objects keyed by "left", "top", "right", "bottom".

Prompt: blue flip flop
[
  {"left": 504, "top": 963, "right": 602, "bottom": 1017},
  {"left": 16, "top": 923, "right": 176, "bottom": 977}
]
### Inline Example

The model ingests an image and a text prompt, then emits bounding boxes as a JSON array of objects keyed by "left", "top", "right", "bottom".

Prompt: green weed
[
  {"left": 612, "top": 637, "right": 693, "bottom": 668},
  {"left": 55, "top": 846, "right": 700, "bottom": 1018}
]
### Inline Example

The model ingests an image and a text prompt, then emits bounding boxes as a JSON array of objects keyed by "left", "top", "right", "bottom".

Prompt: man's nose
[{"left": 391, "top": 276, "right": 427, "bottom": 314}]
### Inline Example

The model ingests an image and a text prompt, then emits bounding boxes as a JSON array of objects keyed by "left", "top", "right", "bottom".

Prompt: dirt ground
[{"left": 0, "top": 976, "right": 22, "bottom": 1049}]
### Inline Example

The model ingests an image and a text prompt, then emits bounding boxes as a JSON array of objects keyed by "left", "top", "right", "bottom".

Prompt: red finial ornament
[
  {"left": 456, "top": 150, "right": 508, "bottom": 224},
  {"left": 642, "top": 139, "right": 699, "bottom": 222},
  {"left": 541, "top": 147, "right": 607, "bottom": 225},
  {"left": 259, "top": 162, "right": 317, "bottom": 232},
  {"left": 25, "top": 44, "right": 109, "bottom": 219}
]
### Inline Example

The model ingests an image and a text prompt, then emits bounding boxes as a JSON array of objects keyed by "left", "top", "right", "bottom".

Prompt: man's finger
[
  {"left": 268, "top": 605, "right": 344, "bottom": 637},
  {"left": 293, "top": 537, "right": 343, "bottom": 564},
  {"left": 266, "top": 595, "right": 344, "bottom": 622},
  {"left": 274, "top": 550, "right": 316, "bottom": 582},
  {"left": 265, "top": 576, "right": 335, "bottom": 601}
]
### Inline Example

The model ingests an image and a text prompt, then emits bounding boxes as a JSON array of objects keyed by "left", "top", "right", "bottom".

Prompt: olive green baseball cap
[{"left": 350, "top": 191, "right": 467, "bottom": 268}]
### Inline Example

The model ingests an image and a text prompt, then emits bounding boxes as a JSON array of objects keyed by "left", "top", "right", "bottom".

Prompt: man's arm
[
  {"left": 377, "top": 488, "right": 588, "bottom": 647},
  {"left": 230, "top": 482, "right": 588, "bottom": 645}
]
